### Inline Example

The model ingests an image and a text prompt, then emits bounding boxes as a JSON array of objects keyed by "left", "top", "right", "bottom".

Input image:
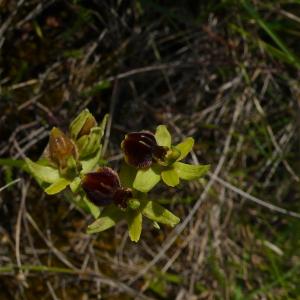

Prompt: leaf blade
[
  {"left": 25, "top": 158, "right": 60, "bottom": 183},
  {"left": 45, "top": 178, "right": 70, "bottom": 195}
]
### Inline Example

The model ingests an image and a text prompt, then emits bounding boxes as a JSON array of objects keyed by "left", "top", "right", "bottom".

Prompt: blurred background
[{"left": 1, "top": 1, "right": 300, "bottom": 299}]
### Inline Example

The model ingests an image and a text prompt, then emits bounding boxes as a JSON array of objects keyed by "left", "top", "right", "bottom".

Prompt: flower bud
[
  {"left": 69, "top": 109, "right": 97, "bottom": 140},
  {"left": 49, "top": 127, "right": 77, "bottom": 170},
  {"left": 78, "top": 115, "right": 97, "bottom": 138}
]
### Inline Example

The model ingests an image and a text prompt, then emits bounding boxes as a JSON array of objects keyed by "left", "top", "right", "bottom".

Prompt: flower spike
[{"left": 122, "top": 125, "right": 210, "bottom": 192}]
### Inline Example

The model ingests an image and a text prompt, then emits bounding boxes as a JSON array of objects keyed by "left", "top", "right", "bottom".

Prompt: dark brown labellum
[
  {"left": 121, "top": 131, "right": 168, "bottom": 169},
  {"left": 121, "top": 131, "right": 155, "bottom": 169},
  {"left": 82, "top": 167, "right": 132, "bottom": 208},
  {"left": 113, "top": 188, "right": 133, "bottom": 209}
]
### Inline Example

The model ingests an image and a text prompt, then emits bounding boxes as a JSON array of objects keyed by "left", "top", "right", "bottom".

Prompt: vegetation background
[{"left": 1, "top": 0, "right": 300, "bottom": 299}]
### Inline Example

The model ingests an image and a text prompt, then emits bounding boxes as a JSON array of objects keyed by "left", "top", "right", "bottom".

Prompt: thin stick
[
  {"left": 15, "top": 181, "right": 29, "bottom": 284},
  {"left": 0, "top": 264, "right": 154, "bottom": 300},
  {"left": 209, "top": 173, "right": 300, "bottom": 219},
  {"left": 102, "top": 79, "right": 119, "bottom": 156},
  {"left": 0, "top": 178, "right": 21, "bottom": 192}
]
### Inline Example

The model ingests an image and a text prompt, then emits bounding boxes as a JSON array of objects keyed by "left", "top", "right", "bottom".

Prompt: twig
[
  {"left": 0, "top": 264, "right": 155, "bottom": 300},
  {"left": 15, "top": 181, "right": 29, "bottom": 285},
  {"left": 209, "top": 173, "right": 300, "bottom": 219},
  {"left": 0, "top": 178, "right": 21, "bottom": 193},
  {"left": 102, "top": 79, "right": 119, "bottom": 156}
]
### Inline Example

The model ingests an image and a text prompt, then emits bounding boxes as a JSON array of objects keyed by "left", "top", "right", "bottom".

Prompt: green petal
[
  {"left": 141, "top": 200, "right": 180, "bottom": 227},
  {"left": 87, "top": 205, "right": 124, "bottom": 234},
  {"left": 25, "top": 158, "right": 60, "bottom": 183},
  {"left": 133, "top": 166, "right": 161, "bottom": 192},
  {"left": 174, "top": 162, "right": 210, "bottom": 180},
  {"left": 155, "top": 125, "right": 171, "bottom": 147},
  {"left": 161, "top": 168, "right": 179, "bottom": 187},
  {"left": 45, "top": 178, "right": 70, "bottom": 195},
  {"left": 175, "top": 137, "right": 194, "bottom": 161},
  {"left": 127, "top": 209, "right": 142, "bottom": 242}
]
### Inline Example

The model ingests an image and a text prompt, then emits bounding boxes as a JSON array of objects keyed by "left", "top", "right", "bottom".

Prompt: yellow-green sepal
[
  {"left": 155, "top": 125, "right": 172, "bottom": 147},
  {"left": 126, "top": 209, "right": 142, "bottom": 242},
  {"left": 174, "top": 162, "right": 210, "bottom": 180}
]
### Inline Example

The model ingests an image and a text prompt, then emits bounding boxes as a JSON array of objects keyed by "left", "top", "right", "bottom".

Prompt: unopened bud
[
  {"left": 69, "top": 109, "right": 97, "bottom": 140},
  {"left": 78, "top": 115, "right": 97, "bottom": 138},
  {"left": 49, "top": 127, "right": 76, "bottom": 169}
]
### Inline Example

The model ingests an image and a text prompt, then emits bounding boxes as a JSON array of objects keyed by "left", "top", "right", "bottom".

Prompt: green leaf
[
  {"left": 133, "top": 166, "right": 161, "bottom": 192},
  {"left": 161, "top": 168, "right": 179, "bottom": 187},
  {"left": 25, "top": 158, "right": 60, "bottom": 183},
  {"left": 45, "top": 178, "right": 70, "bottom": 195},
  {"left": 127, "top": 209, "right": 142, "bottom": 242},
  {"left": 119, "top": 162, "right": 136, "bottom": 188},
  {"left": 0, "top": 158, "right": 26, "bottom": 170},
  {"left": 175, "top": 137, "right": 194, "bottom": 161},
  {"left": 174, "top": 162, "right": 210, "bottom": 180},
  {"left": 87, "top": 205, "right": 124, "bottom": 234},
  {"left": 155, "top": 125, "right": 171, "bottom": 147},
  {"left": 141, "top": 200, "right": 180, "bottom": 227},
  {"left": 69, "top": 177, "right": 81, "bottom": 193},
  {"left": 83, "top": 195, "right": 101, "bottom": 219},
  {"left": 80, "top": 147, "right": 102, "bottom": 174}
]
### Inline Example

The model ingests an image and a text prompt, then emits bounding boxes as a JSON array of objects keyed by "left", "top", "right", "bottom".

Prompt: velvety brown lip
[
  {"left": 121, "top": 131, "right": 168, "bottom": 169},
  {"left": 82, "top": 167, "right": 132, "bottom": 208}
]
